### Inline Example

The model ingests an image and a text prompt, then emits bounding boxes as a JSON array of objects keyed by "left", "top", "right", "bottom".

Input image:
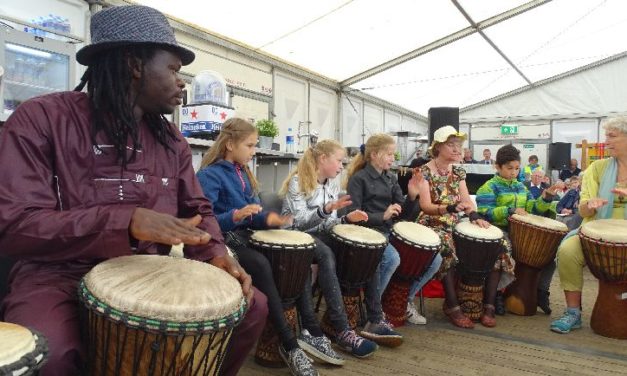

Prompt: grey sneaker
[
  {"left": 361, "top": 319, "right": 403, "bottom": 347},
  {"left": 278, "top": 346, "right": 319, "bottom": 376},
  {"left": 297, "top": 329, "right": 345, "bottom": 365}
]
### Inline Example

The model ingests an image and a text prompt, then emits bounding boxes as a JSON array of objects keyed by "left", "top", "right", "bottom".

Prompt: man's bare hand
[
  {"left": 129, "top": 208, "right": 211, "bottom": 245},
  {"left": 210, "top": 254, "right": 253, "bottom": 305}
]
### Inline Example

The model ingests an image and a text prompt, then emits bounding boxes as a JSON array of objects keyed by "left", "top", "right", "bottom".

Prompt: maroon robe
[{"left": 0, "top": 91, "right": 267, "bottom": 375}]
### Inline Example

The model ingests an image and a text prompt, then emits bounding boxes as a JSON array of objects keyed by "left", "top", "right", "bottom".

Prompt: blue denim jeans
[
  {"left": 408, "top": 252, "right": 443, "bottom": 303},
  {"left": 307, "top": 231, "right": 396, "bottom": 325},
  {"left": 378, "top": 235, "right": 401, "bottom": 299}
]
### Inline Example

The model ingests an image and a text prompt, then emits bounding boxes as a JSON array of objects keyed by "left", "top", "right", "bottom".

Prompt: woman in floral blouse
[{"left": 416, "top": 126, "right": 493, "bottom": 328}]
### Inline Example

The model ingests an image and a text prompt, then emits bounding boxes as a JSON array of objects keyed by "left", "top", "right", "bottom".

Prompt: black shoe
[
  {"left": 537, "top": 289, "right": 552, "bottom": 315},
  {"left": 495, "top": 292, "right": 506, "bottom": 316}
]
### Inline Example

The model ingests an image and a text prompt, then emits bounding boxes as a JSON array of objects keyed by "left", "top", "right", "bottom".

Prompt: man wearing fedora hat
[{"left": 0, "top": 5, "right": 267, "bottom": 375}]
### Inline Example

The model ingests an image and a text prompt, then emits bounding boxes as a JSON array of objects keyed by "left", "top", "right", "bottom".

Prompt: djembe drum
[
  {"left": 453, "top": 220, "right": 504, "bottom": 320},
  {"left": 249, "top": 230, "right": 315, "bottom": 367},
  {"left": 322, "top": 224, "right": 388, "bottom": 334},
  {"left": 0, "top": 322, "right": 48, "bottom": 375},
  {"left": 579, "top": 219, "right": 627, "bottom": 339},
  {"left": 79, "top": 255, "right": 246, "bottom": 376},
  {"left": 382, "top": 222, "right": 440, "bottom": 326},
  {"left": 505, "top": 213, "right": 568, "bottom": 315}
]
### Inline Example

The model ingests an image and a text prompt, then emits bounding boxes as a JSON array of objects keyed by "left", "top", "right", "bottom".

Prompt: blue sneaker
[
  {"left": 550, "top": 311, "right": 582, "bottom": 334},
  {"left": 336, "top": 329, "right": 378, "bottom": 358},
  {"left": 361, "top": 319, "right": 403, "bottom": 347}
]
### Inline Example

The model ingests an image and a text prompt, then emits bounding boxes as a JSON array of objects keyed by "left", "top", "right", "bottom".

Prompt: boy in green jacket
[{"left": 476, "top": 145, "right": 564, "bottom": 315}]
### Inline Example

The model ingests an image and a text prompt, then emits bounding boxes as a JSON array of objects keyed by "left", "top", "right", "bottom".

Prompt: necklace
[{"left": 433, "top": 159, "right": 450, "bottom": 176}]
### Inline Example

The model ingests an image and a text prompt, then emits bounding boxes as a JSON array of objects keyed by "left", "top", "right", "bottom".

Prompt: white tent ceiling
[{"left": 136, "top": 0, "right": 627, "bottom": 116}]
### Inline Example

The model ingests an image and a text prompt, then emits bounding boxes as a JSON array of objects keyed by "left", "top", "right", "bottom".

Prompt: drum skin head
[
  {"left": 455, "top": 220, "right": 503, "bottom": 240},
  {"left": 83, "top": 255, "right": 244, "bottom": 323},
  {"left": 392, "top": 221, "right": 440, "bottom": 247},
  {"left": 332, "top": 224, "right": 387, "bottom": 245},
  {"left": 251, "top": 229, "right": 314, "bottom": 246},
  {"left": 581, "top": 219, "right": 627, "bottom": 243},
  {"left": 511, "top": 213, "right": 567, "bottom": 232},
  {"left": 0, "top": 322, "right": 37, "bottom": 367}
]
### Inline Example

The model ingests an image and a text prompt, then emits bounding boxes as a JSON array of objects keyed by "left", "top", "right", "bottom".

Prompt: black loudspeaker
[
  {"left": 428, "top": 107, "right": 459, "bottom": 143},
  {"left": 549, "top": 142, "right": 571, "bottom": 170}
]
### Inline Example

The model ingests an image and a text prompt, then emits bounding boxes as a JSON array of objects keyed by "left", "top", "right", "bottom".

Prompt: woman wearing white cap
[{"left": 415, "top": 126, "right": 497, "bottom": 329}]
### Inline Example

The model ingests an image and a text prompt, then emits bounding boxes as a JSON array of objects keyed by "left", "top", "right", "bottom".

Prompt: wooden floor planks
[{"left": 238, "top": 269, "right": 627, "bottom": 375}]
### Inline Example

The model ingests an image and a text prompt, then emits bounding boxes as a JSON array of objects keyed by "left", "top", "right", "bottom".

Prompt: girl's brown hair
[
  {"left": 200, "top": 117, "right": 260, "bottom": 193},
  {"left": 344, "top": 133, "right": 395, "bottom": 187},
  {"left": 279, "top": 139, "right": 345, "bottom": 197}
]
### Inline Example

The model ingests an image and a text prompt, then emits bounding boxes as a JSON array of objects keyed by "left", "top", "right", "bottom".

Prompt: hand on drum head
[
  {"left": 129, "top": 208, "right": 211, "bottom": 245},
  {"left": 211, "top": 254, "right": 254, "bottom": 305},
  {"left": 266, "top": 212, "right": 293, "bottom": 228},
  {"left": 324, "top": 195, "right": 352, "bottom": 214},
  {"left": 611, "top": 187, "right": 627, "bottom": 197},
  {"left": 456, "top": 202, "right": 473, "bottom": 213},
  {"left": 383, "top": 203, "right": 402, "bottom": 220},
  {"left": 234, "top": 204, "right": 263, "bottom": 222},
  {"left": 473, "top": 218, "right": 491, "bottom": 228},
  {"left": 346, "top": 209, "right": 368, "bottom": 223},
  {"left": 513, "top": 208, "right": 528, "bottom": 216}
]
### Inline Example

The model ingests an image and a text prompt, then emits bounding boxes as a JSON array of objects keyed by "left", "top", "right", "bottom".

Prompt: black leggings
[{"left": 225, "top": 230, "right": 302, "bottom": 350}]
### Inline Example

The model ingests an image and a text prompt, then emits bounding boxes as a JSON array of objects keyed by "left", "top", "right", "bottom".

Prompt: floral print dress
[{"left": 417, "top": 165, "right": 515, "bottom": 287}]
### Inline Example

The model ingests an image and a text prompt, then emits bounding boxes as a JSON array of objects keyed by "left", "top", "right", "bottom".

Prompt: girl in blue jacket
[{"left": 197, "top": 118, "right": 341, "bottom": 375}]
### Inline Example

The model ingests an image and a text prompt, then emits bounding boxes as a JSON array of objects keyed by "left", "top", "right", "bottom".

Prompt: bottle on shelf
[{"left": 286, "top": 127, "right": 295, "bottom": 154}]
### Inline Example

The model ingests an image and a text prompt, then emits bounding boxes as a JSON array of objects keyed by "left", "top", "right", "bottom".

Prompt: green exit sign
[{"left": 500, "top": 125, "right": 518, "bottom": 135}]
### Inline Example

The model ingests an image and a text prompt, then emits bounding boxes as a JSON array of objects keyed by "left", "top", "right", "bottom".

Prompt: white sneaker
[{"left": 406, "top": 301, "right": 427, "bottom": 325}]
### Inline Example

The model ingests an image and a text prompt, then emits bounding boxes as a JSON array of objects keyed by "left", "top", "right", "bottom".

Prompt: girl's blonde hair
[
  {"left": 200, "top": 117, "right": 260, "bottom": 193},
  {"left": 344, "top": 133, "right": 395, "bottom": 187},
  {"left": 279, "top": 139, "right": 345, "bottom": 197}
]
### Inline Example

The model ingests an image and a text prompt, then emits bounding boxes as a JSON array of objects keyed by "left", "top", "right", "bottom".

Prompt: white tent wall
[
  {"left": 385, "top": 111, "right": 401, "bottom": 133},
  {"left": 461, "top": 54, "right": 627, "bottom": 122},
  {"left": 339, "top": 92, "right": 426, "bottom": 148},
  {"left": 230, "top": 96, "right": 270, "bottom": 126},
  {"left": 341, "top": 94, "right": 363, "bottom": 147},
  {"left": 273, "top": 71, "right": 308, "bottom": 152},
  {"left": 364, "top": 103, "right": 384, "bottom": 138},
  {"left": 175, "top": 31, "right": 274, "bottom": 96},
  {"left": 309, "top": 84, "right": 338, "bottom": 143}
]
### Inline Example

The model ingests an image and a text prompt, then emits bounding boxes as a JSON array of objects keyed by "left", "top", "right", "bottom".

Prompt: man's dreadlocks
[{"left": 74, "top": 45, "right": 177, "bottom": 167}]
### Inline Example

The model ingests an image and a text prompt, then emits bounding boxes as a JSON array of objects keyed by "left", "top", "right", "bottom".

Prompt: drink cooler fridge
[{"left": 0, "top": 26, "right": 76, "bottom": 122}]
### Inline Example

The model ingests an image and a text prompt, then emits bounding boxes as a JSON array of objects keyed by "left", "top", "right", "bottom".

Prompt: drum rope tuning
[
  {"left": 79, "top": 255, "right": 247, "bottom": 376},
  {"left": 0, "top": 326, "right": 49, "bottom": 375}
]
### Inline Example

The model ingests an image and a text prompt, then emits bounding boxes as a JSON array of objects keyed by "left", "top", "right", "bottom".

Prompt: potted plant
[{"left": 255, "top": 119, "right": 279, "bottom": 149}]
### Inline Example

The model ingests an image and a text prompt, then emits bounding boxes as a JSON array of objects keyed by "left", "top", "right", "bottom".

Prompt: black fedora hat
[{"left": 76, "top": 5, "right": 195, "bottom": 66}]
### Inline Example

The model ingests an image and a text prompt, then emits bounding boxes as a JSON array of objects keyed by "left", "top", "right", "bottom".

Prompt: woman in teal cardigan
[{"left": 476, "top": 145, "right": 563, "bottom": 315}]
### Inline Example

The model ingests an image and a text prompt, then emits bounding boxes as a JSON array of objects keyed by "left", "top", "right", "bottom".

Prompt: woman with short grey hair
[{"left": 551, "top": 116, "right": 627, "bottom": 334}]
